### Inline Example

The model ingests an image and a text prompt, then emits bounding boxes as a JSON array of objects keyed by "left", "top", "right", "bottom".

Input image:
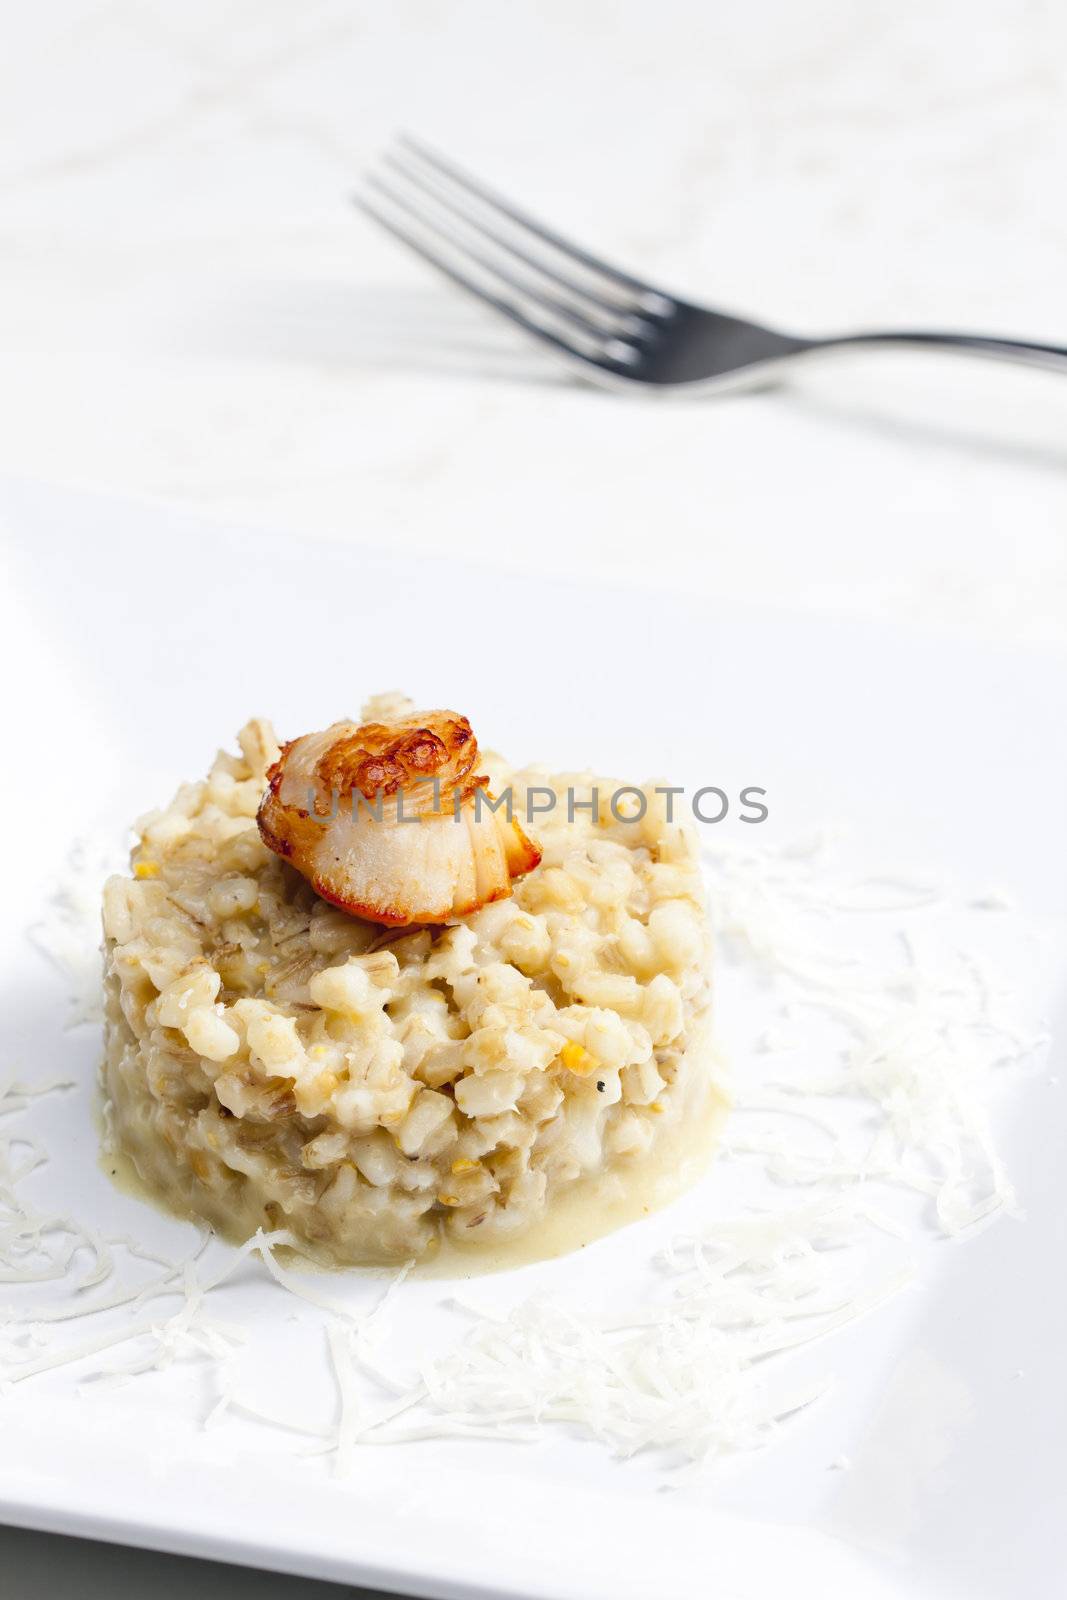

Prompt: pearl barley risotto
[{"left": 102, "top": 698, "right": 719, "bottom": 1266}]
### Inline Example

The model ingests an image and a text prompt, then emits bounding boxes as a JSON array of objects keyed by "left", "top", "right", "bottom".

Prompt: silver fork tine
[
  {"left": 397, "top": 133, "right": 671, "bottom": 314},
  {"left": 381, "top": 149, "right": 646, "bottom": 337},
  {"left": 365, "top": 172, "right": 633, "bottom": 351},
  {"left": 356, "top": 194, "right": 641, "bottom": 376}
]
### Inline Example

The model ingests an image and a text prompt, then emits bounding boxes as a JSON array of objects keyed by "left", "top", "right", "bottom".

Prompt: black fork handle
[{"left": 820, "top": 330, "right": 1067, "bottom": 374}]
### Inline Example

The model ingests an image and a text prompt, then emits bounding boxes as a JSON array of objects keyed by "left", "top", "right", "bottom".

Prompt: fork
[{"left": 359, "top": 135, "right": 1067, "bottom": 394}]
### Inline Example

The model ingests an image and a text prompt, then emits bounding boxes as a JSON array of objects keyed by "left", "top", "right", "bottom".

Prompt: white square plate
[{"left": 0, "top": 479, "right": 1064, "bottom": 1600}]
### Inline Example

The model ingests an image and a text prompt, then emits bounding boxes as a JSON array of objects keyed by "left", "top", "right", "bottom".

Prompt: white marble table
[
  {"left": 1, "top": 2, "right": 1064, "bottom": 1594},
  {"left": 1, "top": 0, "right": 1065, "bottom": 652}
]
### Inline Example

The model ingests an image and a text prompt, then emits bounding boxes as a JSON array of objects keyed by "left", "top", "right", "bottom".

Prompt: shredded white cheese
[
  {"left": 2, "top": 828, "right": 1049, "bottom": 1477},
  {"left": 702, "top": 832, "right": 1047, "bottom": 1235}
]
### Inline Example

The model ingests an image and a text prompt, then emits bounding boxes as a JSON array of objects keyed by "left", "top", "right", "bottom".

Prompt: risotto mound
[{"left": 102, "top": 699, "right": 717, "bottom": 1265}]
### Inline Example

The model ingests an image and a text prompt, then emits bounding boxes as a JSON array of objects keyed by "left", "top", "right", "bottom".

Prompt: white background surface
[
  {"left": 0, "top": 0, "right": 1066, "bottom": 649},
  {"left": 1, "top": 1, "right": 1065, "bottom": 1595}
]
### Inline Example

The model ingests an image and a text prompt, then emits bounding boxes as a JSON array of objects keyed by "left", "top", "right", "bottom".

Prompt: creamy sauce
[
  {"left": 418, "top": 1059, "right": 730, "bottom": 1279},
  {"left": 99, "top": 1041, "right": 730, "bottom": 1280}
]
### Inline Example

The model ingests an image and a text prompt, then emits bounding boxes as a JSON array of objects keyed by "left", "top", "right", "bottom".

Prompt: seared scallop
[{"left": 257, "top": 701, "right": 541, "bottom": 925}]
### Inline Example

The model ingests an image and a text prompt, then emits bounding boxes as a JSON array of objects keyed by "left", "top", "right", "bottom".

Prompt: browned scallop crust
[{"left": 313, "top": 714, "right": 478, "bottom": 800}]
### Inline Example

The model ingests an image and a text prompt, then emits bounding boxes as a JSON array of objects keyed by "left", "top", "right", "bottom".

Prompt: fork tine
[
  {"left": 397, "top": 134, "right": 672, "bottom": 314},
  {"left": 364, "top": 172, "right": 634, "bottom": 352},
  {"left": 356, "top": 194, "right": 641, "bottom": 377},
  {"left": 381, "top": 149, "right": 646, "bottom": 336}
]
